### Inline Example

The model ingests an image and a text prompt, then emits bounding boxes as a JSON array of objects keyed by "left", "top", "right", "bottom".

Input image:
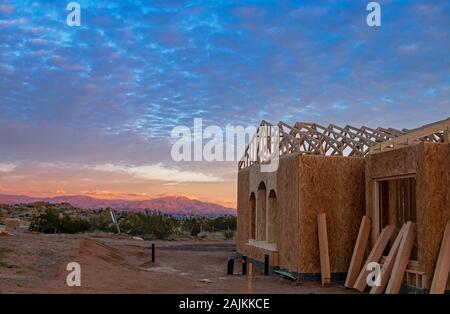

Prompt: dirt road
[{"left": 0, "top": 231, "right": 353, "bottom": 294}]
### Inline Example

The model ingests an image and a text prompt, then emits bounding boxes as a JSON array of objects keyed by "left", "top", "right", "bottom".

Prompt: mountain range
[{"left": 0, "top": 194, "right": 236, "bottom": 217}]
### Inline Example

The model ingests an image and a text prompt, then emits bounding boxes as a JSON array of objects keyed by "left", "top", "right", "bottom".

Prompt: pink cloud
[{"left": 0, "top": 3, "right": 15, "bottom": 14}]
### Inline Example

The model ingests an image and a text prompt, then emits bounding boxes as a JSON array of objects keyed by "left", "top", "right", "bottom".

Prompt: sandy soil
[{"left": 0, "top": 230, "right": 354, "bottom": 294}]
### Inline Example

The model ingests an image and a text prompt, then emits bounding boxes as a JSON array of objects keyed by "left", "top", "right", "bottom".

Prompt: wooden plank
[
  {"left": 371, "top": 118, "right": 450, "bottom": 152},
  {"left": 345, "top": 215, "right": 371, "bottom": 288},
  {"left": 430, "top": 221, "right": 450, "bottom": 294},
  {"left": 385, "top": 221, "right": 417, "bottom": 294},
  {"left": 247, "top": 263, "right": 253, "bottom": 294},
  {"left": 353, "top": 225, "right": 395, "bottom": 292},
  {"left": 317, "top": 213, "right": 331, "bottom": 287},
  {"left": 370, "top": 224, "right": 406, "bottom": 294}
]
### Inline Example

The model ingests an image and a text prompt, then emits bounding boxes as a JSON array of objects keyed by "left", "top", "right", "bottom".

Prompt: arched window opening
[
  {"left": 257, "top": 182, "right": 267, "bottom": 241},
  {"left": 249, "top": 193, "right": 256, "bottom": 239},
  {"left": 268, "top": 190, "right": 278, "bottom": 243}
]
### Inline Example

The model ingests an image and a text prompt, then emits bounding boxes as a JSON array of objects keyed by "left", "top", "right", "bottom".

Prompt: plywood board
[
  {"left": 317, "top": 213, "right": 330, "bottom": 287},
  {"left": 345, "top": 216, "right": 371, "bottom": 288},
  {"left": 370, "top": 223, "right": 406, "bottom": 294},
  {"left": 298, "top": 155, "right": 365, "bottom": 274},
  {"left": 385, "top": 221, "right": 417, "bottom": 294},
  {"left": 353, "top": 225, "right": 395, "bottom": 292},
  {"left": 430, "top": 221, "right": 450, "bottom": 294}
]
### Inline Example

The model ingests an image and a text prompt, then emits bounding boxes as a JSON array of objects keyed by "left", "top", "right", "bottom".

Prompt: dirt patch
[{"left": 0, "top": 231, "right": 355, "bottom": 294}]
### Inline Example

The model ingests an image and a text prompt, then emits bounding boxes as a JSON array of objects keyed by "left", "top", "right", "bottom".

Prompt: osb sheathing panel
[
  {"left": 276, "top": 154, "right": 300, "bottom": 272},
  {"left": 365, "top": 143, "right": 450, "bottom": 290},
  {"left": 298, "top": 155, "right": 365, "bottom": 274},
  {"left": 365, "top": 144, "right": 422, "bottom": 245},
  {"left": 236, "top": 168, "right": 250, "bottom": 253},
  {"left": 236, "top": 154, "right": 299, "bottom": 272},
  {"left": 421, "top": 143, "right": 450, "bottom": 289}
]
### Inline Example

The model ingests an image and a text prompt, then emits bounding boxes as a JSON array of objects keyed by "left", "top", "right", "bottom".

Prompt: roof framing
[{"left": 238, "top": 118, "right": 450, "bottom": 170}]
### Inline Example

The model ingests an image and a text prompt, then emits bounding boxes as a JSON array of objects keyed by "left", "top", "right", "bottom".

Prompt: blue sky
[{"left": 0, "top": 0, "right": 449, "bottom": 205}]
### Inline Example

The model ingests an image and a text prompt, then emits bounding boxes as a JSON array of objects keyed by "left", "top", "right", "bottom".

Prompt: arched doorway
[
  {"left": 249, "top": 192, "right": 256, "bottom": 239},
  {"left": 268, "top": 190, "right": 278, "bottom": 243},
  {"left": 257, "top": 182, "right": 266, "bottom": 241}
]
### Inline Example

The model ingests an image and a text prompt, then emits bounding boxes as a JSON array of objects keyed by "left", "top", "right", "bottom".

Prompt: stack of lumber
[{"left": 345, "top": 218, "right": 418, "bottom": 294}]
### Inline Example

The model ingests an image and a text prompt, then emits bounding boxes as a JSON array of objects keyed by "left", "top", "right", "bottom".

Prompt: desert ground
[{"left": 0, "top": 229, "right": 354, "bottom": 294}]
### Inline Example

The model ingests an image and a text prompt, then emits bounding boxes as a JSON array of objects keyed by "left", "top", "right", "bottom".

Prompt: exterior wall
[
  {"left": 275, "top": 154, "right": 300, "bottom": 272},
  {"left": 421, "top": 143, "right": 450, "bottom": 290},
  {"left": 237, "top": 142, "right": 449, "bottom": 288},
  {"left": 365, "top": 144, "right": 421, "bottom": 245},
  {"left": 298, "top": 155, "right": 366, "bottom": 274},
  {"left": 365, "top": 142, "right": 450, "bottom": 290},
  {"left": 236, "top": 154, "right": 299, "bottom": 270},
  {"left": 236, "top": 168, "right": 250, "bottom": 254},
  {"left": 237, "top": 153, "right": 365, "bottom": 276}
]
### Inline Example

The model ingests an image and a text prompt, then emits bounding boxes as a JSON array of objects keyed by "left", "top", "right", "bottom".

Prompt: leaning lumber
[
  {"left": 385, "top": 221, "right": 416, "bottom": 294},
  {"left": 345, "top": 215, "right": 371, "bottom": 288},
  {"left": 430, "top": 221, "right": 450, "bottom": 294},
  {"left": 353, "top": 225, "right": 395, "bottom": 292},
  {"left": 370, "top": 224, "right": 406, "bottom": 294},
  {"left": 317, "top": 213, "right": 331, "bottom": 287}
]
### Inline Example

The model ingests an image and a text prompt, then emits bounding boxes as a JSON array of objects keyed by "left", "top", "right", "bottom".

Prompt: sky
[{"left": 0, "top": 0, "right": 449, "bottom": 207}]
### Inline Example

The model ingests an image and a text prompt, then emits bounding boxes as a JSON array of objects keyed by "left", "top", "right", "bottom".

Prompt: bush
[
  {"left": 119, "top": 212, "right": 178, "bottom": 239},
  {"left": 26, "top": 203, "right": 236, "bottom": 240},
  {"left": 88, "top": 210, "right": 116, "bottom": 233},
  {"left": 222, "top": 229, "right": 235, "bottom": 240},
  {"left": 29, "top": 208, "right": 91, "bottom": 233}
]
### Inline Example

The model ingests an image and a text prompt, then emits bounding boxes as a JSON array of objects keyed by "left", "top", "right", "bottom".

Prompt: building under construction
[{"left": 236, "top": 118, "right": 450, "bottom": 293}]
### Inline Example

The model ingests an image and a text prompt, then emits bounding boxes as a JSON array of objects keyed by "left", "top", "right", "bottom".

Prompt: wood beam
[
  {"left": 317, "top": 213, "right": 331, "bottom": 287},
  {"left": 370, "top": 224, "right": 406, "bottom": 294},
  {"left": 353, "top": 225, "right": 395, "bottom": 292},
  {"left": 345, "top": 216, "right": 371, "bottom": 288},
  {"left": 385, "top": 221, "right": 417, "bottom": 294},
  {"left": 430, "top": 221, "right": 450, "bottom": 294}
]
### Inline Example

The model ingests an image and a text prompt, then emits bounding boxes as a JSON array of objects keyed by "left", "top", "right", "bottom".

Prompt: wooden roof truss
[{"left": 238, "top": 118, "right": 450, "bottom": 170}]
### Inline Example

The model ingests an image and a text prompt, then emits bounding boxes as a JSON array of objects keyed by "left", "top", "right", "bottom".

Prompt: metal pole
[
  {"left": 227, "top": 257, "right": 234, "bottom": 275},
  {"left": 242, "top": 256, "right": 247, "bottom": 275},
  {"left": 264, "top": 255, "right": 269, "bottom": 275},
  {"left": 151, "top": 243, "right": 155, "bottom": 263}
]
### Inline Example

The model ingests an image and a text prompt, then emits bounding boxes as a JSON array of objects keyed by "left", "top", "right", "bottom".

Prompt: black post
[
  {"left": 151, "top": 243, "right": 155, "bottom": 263},
  {"left": 227, "top": 257, "right": 234, "bottom": 275},
  {"left": 242, "top": 256, "right": 247, "bottom": 275},
  {"left": 264, "top": 255, "right": 269, "bottom": 275}
]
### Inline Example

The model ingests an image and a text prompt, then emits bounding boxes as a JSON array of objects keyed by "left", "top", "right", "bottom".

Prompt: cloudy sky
[{"left": 0, "top": 0, "right": 449, "bottom": 207}]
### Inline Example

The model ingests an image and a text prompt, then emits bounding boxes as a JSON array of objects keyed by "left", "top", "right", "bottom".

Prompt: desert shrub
[
  {"left": 88, "top": 210, "right": 116, "bottom": 233},
  {"left": 222, "top": 229, "right": 235, "bottom": 240},
  {"left": 29, "top": 207, "right": 91, "bottom": 233},
  {"left": 181, "top": 216, "right": 203, "bottom": 237},
  {"left": 29, "top": 208, "right": 60, "bottom": 232},
  {"left": 119, "top": 212, "right": 178, "bottom": 239},
  {"left": 207, "top": 215, "right": 237, "bottom": 231},
  {"left": 59, "top": 216, "right": 91, "bottom": 233}
]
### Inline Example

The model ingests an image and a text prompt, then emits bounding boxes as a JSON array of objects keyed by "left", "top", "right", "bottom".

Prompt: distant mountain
[{"left": 0, "top": 194, "right": 236, "bottom": 217}]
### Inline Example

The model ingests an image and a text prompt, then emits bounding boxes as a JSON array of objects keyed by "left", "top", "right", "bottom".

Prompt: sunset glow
[{"left": 1, "top": 1, "right": 449, "bottom": 209}]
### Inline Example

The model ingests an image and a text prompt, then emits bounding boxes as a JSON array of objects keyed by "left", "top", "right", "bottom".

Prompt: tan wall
[
  {"left": 298, "top": 155, "right": 366, "bottom": 273},
  {"left": 236, "top": 168, "right": 250, "bottom": 253},
  {"left": 365, "top": 142, "right": 450, "bottom": 289},
  {"left": 421, "top": 143, "right": 450, "bottom": 290},
  {"left": 365, "top": 144, "right": 421, "bottom": 244},
  {"left": 237, "top": 153, "right": 365, "bottom": 275},
  {"left": 236, "top": 154, "right": 300, "bottom": 271},
  {"left": 275, "top": 154, "right": 300, "bottom": 272}
]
